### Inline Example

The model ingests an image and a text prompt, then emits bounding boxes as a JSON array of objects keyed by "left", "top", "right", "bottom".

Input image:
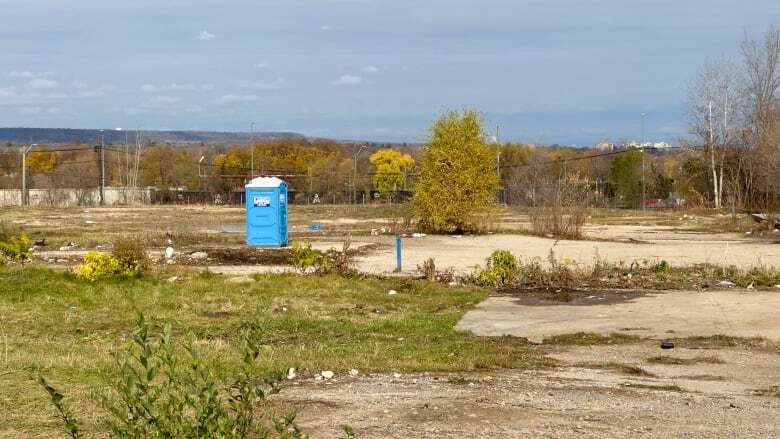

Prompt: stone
[
  {"left": 321, "top": 370, "right": 334, "bottom": 380},
  {"left": 287, "top": 368, "right": 297, "bottom": 380},
  {"left": 718, "top": 280, "right": 736, "bottom": 288},
  {"left": 349, "top": 369, "right": 359, "bottom": 377},
  {"left": 164, "top": 247, "right": 175, "bottom": 259},
  {"left": 388, "top": 290, "right": 397, "bottom": 296},
  {"left": 190, "top": 251, "right": 208, "bottom": 260}
]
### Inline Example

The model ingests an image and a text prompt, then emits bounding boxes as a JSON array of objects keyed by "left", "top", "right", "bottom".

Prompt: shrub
[
  {"left": 529, "top": 173, "right": 592, "bottom": 239},
  {"left": 112, "top": 237, "right": 151, "bottom": 275},
  {"left": 0, "top": 230, "right": 31, "bottom": 263},
  {"left": 474, "top": 250, "right": 520, "bottom": 288},
  {"left": 290, "top": 241, "right": 321, "bottom": 273},
  {"left": 291, "top": 240, "right": 355, "bottom": 276},
  {"left": 320, "top": 239, "right": 355, "bottom": 276},
  {"left": 73, "top": 252, "right": 122, "bottom": 281},
  {"left": 39, "top": 314, "right": 306, "bottom": 438}
]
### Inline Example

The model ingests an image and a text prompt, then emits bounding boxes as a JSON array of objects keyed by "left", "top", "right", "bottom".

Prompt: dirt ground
[
  {"left": 456, "top": 290, "right": 780, "bottom": 343},
  {"left": 6, "top": 205, "right": 779, "bottom": 273},
  {"left": 350, "top": 229, "right": 780, "bottom": 275},
  {"left": 281, "top": 342, "right": 780, "bottom": 438},
  {"left": 5, "top": 206, "right": 780, "bottom": 437}
]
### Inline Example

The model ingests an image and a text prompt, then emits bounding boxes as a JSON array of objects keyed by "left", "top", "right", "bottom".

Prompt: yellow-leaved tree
[
  {"left": 26, "top": 150, "right": 58, "bottom": 174},
  {"left": 369, "top": 149, "right": 415, "bottom": 194},
  {"left": 413, "top": 110, "right": 499, "bottom": 233}
]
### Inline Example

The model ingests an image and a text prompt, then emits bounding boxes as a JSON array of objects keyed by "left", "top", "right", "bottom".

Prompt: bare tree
[
  {"left": 741, "top": 26, "right": 780, "bottom": 144},
  {"left": 686, "top": 57, "right": 743, "bottom": 208}
]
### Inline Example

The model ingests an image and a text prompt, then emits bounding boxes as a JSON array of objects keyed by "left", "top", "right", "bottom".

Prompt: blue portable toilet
[{"left": 245, "top": 177, "right": 288, "bottom": 247}]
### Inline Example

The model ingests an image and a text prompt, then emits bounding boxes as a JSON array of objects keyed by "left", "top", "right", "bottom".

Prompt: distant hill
[{"left": 0, "top": 127, "right": 306, "bottom": 146}]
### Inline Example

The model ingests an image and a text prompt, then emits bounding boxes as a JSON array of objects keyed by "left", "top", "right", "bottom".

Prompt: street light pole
[
  {"left": 100, "top": 129, "right": 105, "bottom": 205},
  {"left": 353, "top": 144, "right": 366, "bottom": 204},
  {"left": 20, "top": 143, "right": 37, "bottom": 207},
  {"left": 250, "top": 122, "right": 255, "bottom": 179},
  {"left": 641, "top": 113, "right": 646, "bottom": 212}
]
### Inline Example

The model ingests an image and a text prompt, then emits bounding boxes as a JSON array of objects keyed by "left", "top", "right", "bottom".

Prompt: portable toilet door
[{"left": 245, "top": 177, "right": 288, "bottom": 247}]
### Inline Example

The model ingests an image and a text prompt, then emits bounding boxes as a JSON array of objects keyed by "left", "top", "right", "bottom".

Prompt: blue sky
[{"left": 1, "top": 0, "right": 778, "bottom": 145}]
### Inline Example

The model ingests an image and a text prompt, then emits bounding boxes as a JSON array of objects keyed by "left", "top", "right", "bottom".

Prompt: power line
[{"left": 498, "top": 146, "right": 684, "bottom": 170}]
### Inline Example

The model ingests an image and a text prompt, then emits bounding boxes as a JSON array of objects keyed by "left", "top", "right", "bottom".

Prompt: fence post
[{"left": 395, "top": 234, "right": 402, "bottom": 272}]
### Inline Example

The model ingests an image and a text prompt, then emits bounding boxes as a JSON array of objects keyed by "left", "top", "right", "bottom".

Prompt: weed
[
  {"left": 39, "top": 313, "right": 305, "bottom": 438},
  {"left": 320, "top": 239, "right": 355, "bottom": 276},
  {"left": 542, "top": 332, "right": 641, "bottom": 346},
  {"left": 646, "top": 356, "right": 724, "bottom": 365},
  {"left": 474, "top": 250, "right": 520, "bottom": 288},
  {"left": 418, "top": 257, "right": 437, "bottom": 281},
  {"left": 674, "top": 335, "right": 770, "bottom": 349},
  {"left": 38, "top": 376, "right": 81, "bottom": 438},
  {"left": 112, "top": 237, "right": 151, "bottom": 275},
  {"left": 0, "top": 230, "right": 31, "bottom": 264},
  {"left": 755, "top": 386, "right": 780, "bottom": 397},
  {"left": 290, "top": 241, "right": 321, "bottom": 273},
  {"left": 621, "top": 383, "right": 685, "bottom": 392},
  {"left": 577, "top": 362, "right": 655, "bottom": 377}
]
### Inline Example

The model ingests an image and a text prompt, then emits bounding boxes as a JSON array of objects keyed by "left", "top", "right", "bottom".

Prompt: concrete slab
[{"left": 456, "top": 290, "right": 780, "bottom": 343}]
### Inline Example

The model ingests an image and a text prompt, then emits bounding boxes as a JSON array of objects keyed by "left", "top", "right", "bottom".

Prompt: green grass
[
  {"left": 0, "top": 266, "right": 548, "bottom": 436},
  {"left": 646, "top": 355, "right": 724, "bottom": 365}
]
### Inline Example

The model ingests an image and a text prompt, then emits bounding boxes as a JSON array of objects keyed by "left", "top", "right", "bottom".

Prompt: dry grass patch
[{"left": 647, "top": 355, "right": 725, "bottom": 365}]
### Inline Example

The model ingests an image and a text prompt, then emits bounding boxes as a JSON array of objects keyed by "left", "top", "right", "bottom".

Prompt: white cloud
[
  {"left": 141, "top": 83, "right": 202, "bottom": 92},
  {"left": 201, "top": 83, "right": 215, "bottom": 91},
  {"left": 235, "top": 79, "right": 284, "bottom": 90},
  {"left": 320, "top": 25, "right": 331, "bottom": 31},
  {"left": 362, "top": 66, "right": 380, "bottom": 73},
  {"left": 70, "top": 81, "right": 88, "bottom": 89},
  {"left": 217, "top": 94, "right": 257, "bottom": 104},
  {"left": 0, "top": 87, "right": 16, "bottom": 97},
  {"left": 47, "top": 106, "right": 62, "bottom": 114},
  {"left": 149, "top": 95, "right": 181, "bottom": 104},
  {"left": 19, "top": 106, "right": 42, "bottom": 114},
  {"left": 254, "top": 62, "right": 270, "bottom": 69},
  {"left": 8, "top": 70, "right": 51, "bottom": 78},
  {"left": 26, "top": 78, "right": 59, "bottom": 89},
  {"left": 332, "top": 74, "right": 365, "bottom": 86},
  {"left": 75, "top": 83, "right": 116, "bottom": 98},
  {"left": 196, "top": 30, "right": 216, "bottom": 41},
  {"left": 169, "top": 83, "right": 196, "bottom": 91},
  {"left": 184, "top": 105, "right": 203, "bottom": 113}
]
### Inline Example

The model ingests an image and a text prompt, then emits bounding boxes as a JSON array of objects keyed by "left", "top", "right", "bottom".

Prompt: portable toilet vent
[{"left": 245, "top": 177, "right": 288, "bottom": 247}]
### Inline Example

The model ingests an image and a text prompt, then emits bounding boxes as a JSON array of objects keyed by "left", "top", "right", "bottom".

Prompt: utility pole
[
  {"left": 250, "top": 122, "right": 255, "bottom": 179},
  {"left": 99, "top": 129, "right": 105, "bottom": 205},
  {"left": 641, "top": 113, "right": 646, "bottom": 212},
  {"left": 20, "top": 143, "right": 37, "bottom": 207},
  {"left": 495, "top": 125, "right": 501, "bottom": 179}
]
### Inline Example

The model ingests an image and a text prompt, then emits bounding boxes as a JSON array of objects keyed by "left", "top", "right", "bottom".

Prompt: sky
[{"left": 1, "top": 0, "right": 779, "bottom": 145}]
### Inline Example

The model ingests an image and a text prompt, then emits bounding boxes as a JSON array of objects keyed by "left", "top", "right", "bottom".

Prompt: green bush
[
  {"left": 475, "top": 250, "right": 520, "bottom": 288},
  {"left": 0, "top": 230, "right": 31, "bottom": 263},
  {"left": 290, "top": 241, "right": 322, "bottom": 273},
  {"left": 112, "top": 237, "right": 151, "bottom": 275},
  {"left": 39, "top": 314, "right": 306, "bottom": 438}
]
